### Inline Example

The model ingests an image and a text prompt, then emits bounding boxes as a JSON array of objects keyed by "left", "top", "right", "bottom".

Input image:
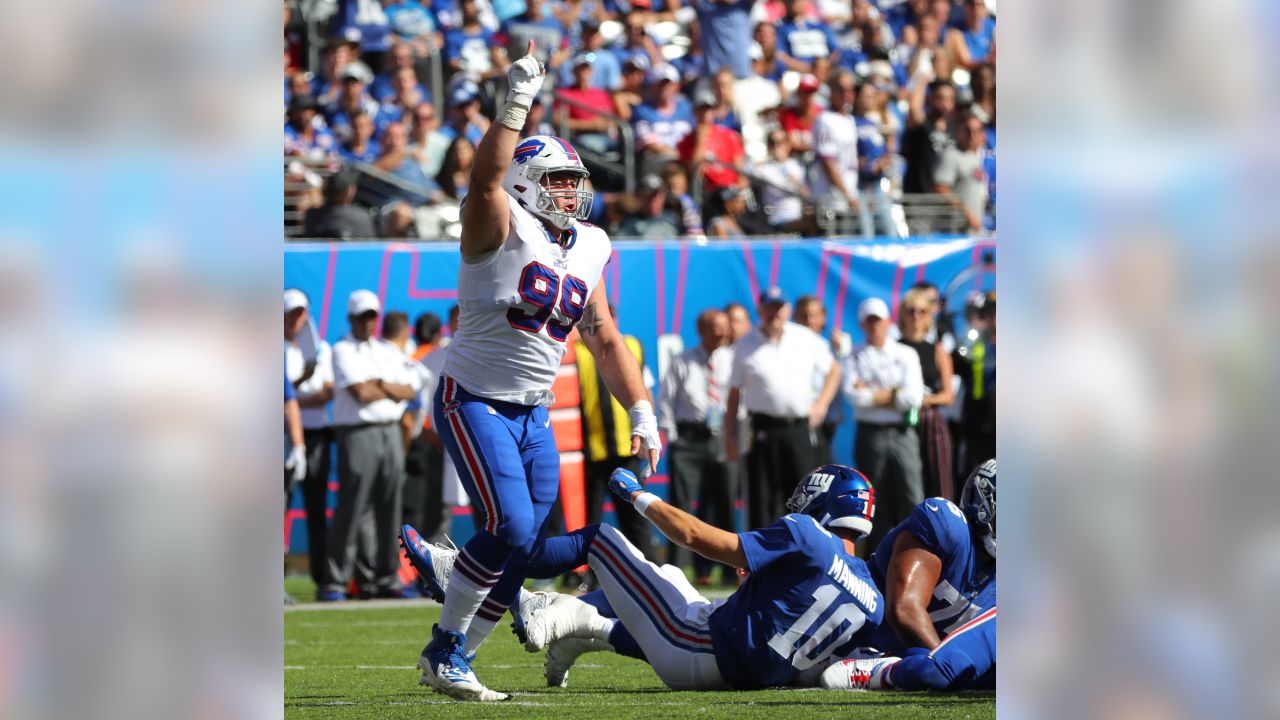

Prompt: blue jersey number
[{"left": 507, "top": 261, "right": 588, "bottom": 342}]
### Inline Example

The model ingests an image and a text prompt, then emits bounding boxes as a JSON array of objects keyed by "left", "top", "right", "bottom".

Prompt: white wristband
[
  {"left": 633, "top": 492, "right": 660, "bottom": 517},
  {"left": 628, "top": 400, "right": 654, "bottom": 422},
  {"left": 498, "top": 101, "right": 529, "bottom": 131}
]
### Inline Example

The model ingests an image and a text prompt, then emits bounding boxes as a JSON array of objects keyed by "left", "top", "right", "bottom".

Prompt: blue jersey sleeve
[
  {"left": 901, "top": 498, "right": 971, "bottom": 564},
  {"left": 284, "top": 370, "right": 297, "bottom": 402}
]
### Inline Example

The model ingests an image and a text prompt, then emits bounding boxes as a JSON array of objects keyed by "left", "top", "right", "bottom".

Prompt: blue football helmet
[
  {"left": 960, "top": 459, "right": 997, "bottom": 558},
  {"left": 785, "top": 465, "right": 876, "bottom": 539}
]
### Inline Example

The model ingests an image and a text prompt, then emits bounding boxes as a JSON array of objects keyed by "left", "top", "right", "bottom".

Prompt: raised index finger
[{"left": 526, "top": 38, "right": 536, "bottom": 58}]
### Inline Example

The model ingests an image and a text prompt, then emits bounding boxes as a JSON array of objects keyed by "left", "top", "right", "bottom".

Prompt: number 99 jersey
[{"left": 443, "top": 201, "right": 612, "bottom": 406}]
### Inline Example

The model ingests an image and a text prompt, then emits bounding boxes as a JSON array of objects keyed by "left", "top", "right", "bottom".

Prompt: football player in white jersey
[{"left": 411, "top": 40, "right": 661, "bottom": 702}]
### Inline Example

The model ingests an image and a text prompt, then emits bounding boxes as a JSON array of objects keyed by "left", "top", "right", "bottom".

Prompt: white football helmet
[{"left": 503, "top": 135, "right": 592, "bottom": 231}]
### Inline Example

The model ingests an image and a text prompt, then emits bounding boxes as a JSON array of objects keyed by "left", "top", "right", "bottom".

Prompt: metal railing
[{"left": 552, "top": 90, "right": 636, "bottom": 195}]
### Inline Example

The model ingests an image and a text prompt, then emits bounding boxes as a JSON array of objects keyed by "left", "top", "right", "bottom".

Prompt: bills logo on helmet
[{"left": 513, "top": 138, "right": 545, "bottom": 165}]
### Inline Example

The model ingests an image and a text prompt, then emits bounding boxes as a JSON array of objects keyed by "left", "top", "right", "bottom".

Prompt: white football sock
[{"left": 437, "top": 570, "right": 490, "bottom": 636}]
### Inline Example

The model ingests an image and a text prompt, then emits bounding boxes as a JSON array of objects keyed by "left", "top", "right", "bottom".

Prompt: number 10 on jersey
[{"left": 507, "top": 261, "right": 588, "bottom": 342}]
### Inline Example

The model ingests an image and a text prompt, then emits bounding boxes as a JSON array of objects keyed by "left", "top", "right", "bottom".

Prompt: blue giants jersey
[
  {"left": 866, "top": 498, "right": 996, "bottom": 653},
  {"left": 708, "top": 514, "right": 884, "bottom": 689}
]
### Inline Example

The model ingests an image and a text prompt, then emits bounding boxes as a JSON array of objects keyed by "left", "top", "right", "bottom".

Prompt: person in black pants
[
  {"left": 659, "top": 308, "right": 737, "bottom": 583},
  {"left": 724, "top": 288, "right": 841, "bottom": 531}
]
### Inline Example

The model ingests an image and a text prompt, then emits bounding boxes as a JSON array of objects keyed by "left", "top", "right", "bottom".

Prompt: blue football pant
[
  {"left": 433, "top": 377, "right": 561, "bottom": 618},
  {"left": 885, "top": 607, "right": 996, "bottom": 691}
]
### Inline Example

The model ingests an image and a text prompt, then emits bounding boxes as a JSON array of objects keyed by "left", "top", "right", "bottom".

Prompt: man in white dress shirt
[
  {"left": 658, "top": 308, "right": 737, "bottom": 583},
  {"left": 322, "top": 289, "right": 424, "bottom": 601},
  {"left": 842, "top": 297, "right": 925, "bottom": 549},
  {"left": 284, "top": 289, "right": 338, "bottom": 598},
  {"left": 724, "top": 287, "right": 841, "bottom": 530}
]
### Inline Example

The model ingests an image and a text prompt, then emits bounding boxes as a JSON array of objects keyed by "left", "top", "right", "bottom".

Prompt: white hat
[
  {"left": 646, "top": 63, "right": 680, "bottom": 85},
  {"left": 857, "top": 297, "right": 890, "bottom": 322},
  {"left": 347, "top": 289, "right": 381, "bottom": 316},
  {"left": 284, "top": 288, "right": 309, "bottom": 313}
]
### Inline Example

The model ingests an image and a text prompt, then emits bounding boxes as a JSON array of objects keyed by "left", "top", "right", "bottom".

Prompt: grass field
[{"left": 285, "top": 581, "right": 995, "bottom": 720}]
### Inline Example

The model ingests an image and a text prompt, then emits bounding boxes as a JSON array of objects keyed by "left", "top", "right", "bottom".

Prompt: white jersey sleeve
[{"left": 443, "top": 202, "right": 612, "bottom": 406}]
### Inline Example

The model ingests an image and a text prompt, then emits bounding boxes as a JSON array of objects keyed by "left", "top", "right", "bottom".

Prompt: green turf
[{"left": 285, "top": 601, "right": 995, "bottom": 719}]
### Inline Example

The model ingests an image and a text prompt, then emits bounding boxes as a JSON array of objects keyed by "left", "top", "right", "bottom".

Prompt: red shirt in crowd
[
  {"left": 555, "top": 87, "right": 616, "bottom": 121},
  {"left": 677, "top": 124, "right": 745, "bottom": 191},
  {"left": 778, "top": 106, "right": 816, "bottom": 150}
]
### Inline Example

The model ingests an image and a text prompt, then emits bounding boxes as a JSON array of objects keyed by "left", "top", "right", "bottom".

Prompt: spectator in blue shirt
[
  {"left": 632, "top": 63, "right": 695, "bottom": 168},
  {"left": 946, "top": 0, "right": 995, "bottom": 70},
  {"left": 334, "top": 0, "right": 393, "bottom": 53},
  {"left": 852, "top": 80, "right": 901, "bottom": 238},
  {"left": 695, "top": 0, "right": 753, "bottom": 80},
  {"left": 611, "top": 10, "right": 662, "bottom": 71},
  {"left": 371, "top": 43, "right": 429, "bottom": 103},
  {"left": 311, "top": 34, "right": 361, "bottom": 107},
  {"left": 374, "top": 121, "right": 445, "bottom": 206},
  {"left": 442, "top": 0, "right": 508, "bottom": 81},
  {"left": 285, "top": 94, "right": 339, "bottom": 161},
  {"left": 376, "top": 66, "right": 433, "bottom": 131},
  {"left": 556, "top": 20, "right": 621, "bottom": 89},
  {"left": 385, "top": 0, "right": 439, "bottom": 50},
  {"left": 753, "top": 23, "right": 788, "bottom": 82},
  {"left": 439, "top": 81, "right": 490, "bottom": 147},
  {"left": 673, "top": 20, "right": 710, "bottom": 86},
  {"left": 339, "top": 112, "right": 383, "bottom": 163},
  {"left": 324, "top": 63, "right": 383, "bottom": 145},
  {"left": 776, "top": 0, "right": 840, "bottom": 73},
  {"left": 500, "top": 0, "right": 569, "bottom": 70}
]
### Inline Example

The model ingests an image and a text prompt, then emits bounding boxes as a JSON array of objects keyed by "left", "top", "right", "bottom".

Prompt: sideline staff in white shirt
[
  {"left": 658, "top": 308, "right": 737, "bottom": 580},
  {"left": 724, "top": 287, "right": 841, "bottom": 530},
  {"left": 285, "top": 289, "right": 338, "bottom": 597},
  {"left": 322, "top": 289, "right": 424, "bottom": 601},
  {"left": 842, "top": 297, "right": 925, "bottom": 549}
]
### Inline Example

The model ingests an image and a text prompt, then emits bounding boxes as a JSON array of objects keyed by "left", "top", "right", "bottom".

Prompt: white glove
[
  {"left": 628, "top": 401, "right": 662, "bottom": 478},
  {"left": 506, "top": 39, "right": 546, "bottom": 107},
  {"left": 286, "top": 444, "right": 307, "bottom": 483}
]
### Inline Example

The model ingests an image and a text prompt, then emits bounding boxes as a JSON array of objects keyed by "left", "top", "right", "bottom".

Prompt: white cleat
[
  {"left": 511, "top": 590, "right": 563, "bottom": 649},
  {"left": 524, "top": 595, "right": 601, "bottom": 652},
  {"left": 545, "top": 637, "right": 612, "bottom": 688},
  {"left": 820, "top": 657, "right": 900, "bottom": 691}
]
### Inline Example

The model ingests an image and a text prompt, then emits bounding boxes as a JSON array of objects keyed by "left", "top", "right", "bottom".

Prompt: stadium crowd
[
  {"left": 284, "top": 282, "right": 995, "bottom": 600},
  {"left": 284, "top": 0, "right": 996, "bottom": 240}
]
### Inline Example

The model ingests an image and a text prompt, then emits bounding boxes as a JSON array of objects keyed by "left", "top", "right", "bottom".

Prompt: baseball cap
[
  {"left": 330, "top": 26, "right": 363, "bottom": 49},
  {"left": 693, "top": 89, "right": 717, "bottom": 108},
  {"left": 639, "top": 173, "right": 663, "bottom": 192},
  {"left": 857, "top": 297, "right": 890, "bottom": 322},
  {"left": 339, "top": 61, "right": 374, "bottom": 85},
  {"left": 449, "top": 81, "right": 479, "bottom": 106},
  {"left": 348, "top": 289, "right": 381, "bottom": 316},
  {"left": 646, "top": 63, "right": 680, "bottom": 85},
  {"left": 573, "top": 52, "right": 595, "bottom": 68},
  {"left": 288, "top": 94, "right": 319, "bottom": 113},
  {"left": 759, "top": 286, "right": 787, "bottom": 306},
  {"left": 284, "top": 289, "right": 309, "bottom": 313},
  {"left": 623, "top": 54, "right": 650, "bottom": 72},
  {"left": 797, "top": 74, "right": 820, "bottom": 93}
]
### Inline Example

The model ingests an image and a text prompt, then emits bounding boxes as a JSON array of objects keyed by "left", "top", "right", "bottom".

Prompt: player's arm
[
  {"left": 577, "top": 286, "right": 661, "bottom": 474},
  {"left": 610, "top": 468, "right": 748, "bottom": 569},
  {"left": 884, "top": 530, "right": 945, "bottom": 649},
  {"left": 460, "top": 39, "right": 544, "bottom": 257}
]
